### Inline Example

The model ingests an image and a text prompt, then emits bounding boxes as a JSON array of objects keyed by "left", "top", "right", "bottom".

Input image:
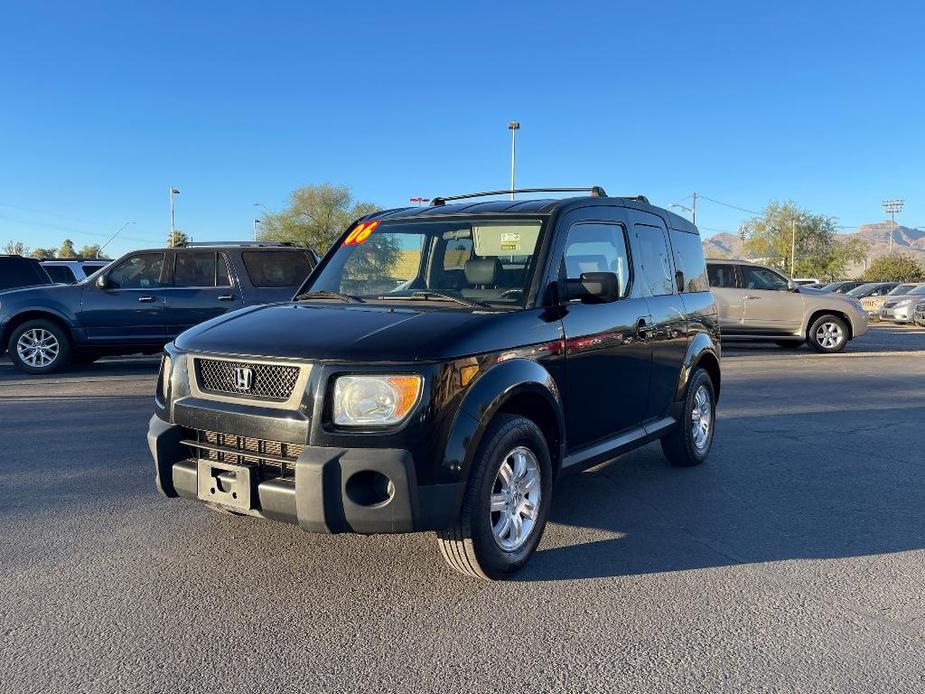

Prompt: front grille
[
  {"left": 184, "top": 429, "right": 304, "bottom": 477},
  {"left": 195, "top": 358, "right": 300, "bottom": 401}
]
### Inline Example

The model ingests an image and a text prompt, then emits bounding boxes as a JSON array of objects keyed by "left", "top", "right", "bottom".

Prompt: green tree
[
  {"left": 741, "top": 201, "right": 868, "bottom": 281},
  {"left": 3, "top": 240, "right": 31, "bottom": 255},
  {"left": 259, "top": 183, "right": 380, "bottom": 255},
  {"left": 58, "top": 239, "right": 77, "bottom": 258},
  {"left": 862, "top": 254, "right": 923, "bottom": 282},
  {"left": 31, "top": 247, "right": 56, "bottom": 259},
  {"left": 167, "top": 230, "right": 189, "bottom": 248},
  {"left": 77, "top": 244, "right": 103, "bottom": 258}
]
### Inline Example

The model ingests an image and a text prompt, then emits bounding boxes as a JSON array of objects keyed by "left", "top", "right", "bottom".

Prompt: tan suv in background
[{"left": 707, "top": 259, "right": 868, "bottom": 353}]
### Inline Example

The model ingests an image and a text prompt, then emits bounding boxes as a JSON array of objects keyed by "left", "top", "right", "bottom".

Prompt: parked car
[
  {"left": 879, "top": 284, "right": 925, "bottom": 323},
  {"left": 846, "top": 282, "right": 899, "bottom": 299},
  {"left": 706, "top": 259, "right": 868, "bottom": 352},
  {"left": 0, "top": 241, "right": 317, "bottom": 374},
  {"left": 819, "top": 280, "right": 865, "bottom": 294},
  {"left": 148, "top": 188, "right": 722, "bottom": 579},
  {"left": 862, "top": 282, "right": 920, "bottom": 318},
  {"left": 0, "top": 255, "right": 53, "bottom": 292},
  {"left": 41, "top": 258, "right": 111, "bottom": 284}
]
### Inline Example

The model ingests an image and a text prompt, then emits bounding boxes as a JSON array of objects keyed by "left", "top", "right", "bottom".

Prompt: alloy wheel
[
  {"left": 815, "top": 321, "right": 844, "bottom": 349},
  {"left": 16, "top": 328, "right": 60, "bottom": 369},
  {"left": 490, "top": 446, "right": 542, "bottom": 552},
  {"left": 691, "top": 384, "right": 712, "bottom": 451}
]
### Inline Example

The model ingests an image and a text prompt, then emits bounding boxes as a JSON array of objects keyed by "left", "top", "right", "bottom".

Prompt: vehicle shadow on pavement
[
  {"left": 516, "top": 405, "right": 925, "bottom": 582},
  {"left": 0, "top": 357, "right": 159, "bottom": 381}
]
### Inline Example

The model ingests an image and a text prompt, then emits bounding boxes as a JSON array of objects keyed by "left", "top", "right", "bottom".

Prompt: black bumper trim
[{"left": 149, "top": 416, "right": 462, "bottom": 534}]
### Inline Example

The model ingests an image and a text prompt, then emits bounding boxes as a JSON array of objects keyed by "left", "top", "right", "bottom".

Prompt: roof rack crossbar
[
  {"left": 177, "top": 241, "right": 296, "bottom": 248},
  {"left": 430, "top": 187, "right": 608, "bottom": 207}
]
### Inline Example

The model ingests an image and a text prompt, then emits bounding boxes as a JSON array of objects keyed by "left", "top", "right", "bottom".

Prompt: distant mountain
[{"left": 702, "top": 223, "right": 925, "bottom": 277}]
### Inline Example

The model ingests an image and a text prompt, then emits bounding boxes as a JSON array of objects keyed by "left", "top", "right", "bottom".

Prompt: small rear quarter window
[{"left": 669, "top": 230, "right": 709, "bottom": 292}]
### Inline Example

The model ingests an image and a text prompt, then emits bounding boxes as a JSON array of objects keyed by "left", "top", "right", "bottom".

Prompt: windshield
[
  {"left": 847, "top": 283, "right": 879, "bottom": 297},
  {"left": 907, "top": 284, "right": 925, "bottom": 295},
  {"left": 889, "top": 284, "right": 916, "bottom": 295},
  {"left": 303, "top": 218, "right": 545, "bottom": 307}
]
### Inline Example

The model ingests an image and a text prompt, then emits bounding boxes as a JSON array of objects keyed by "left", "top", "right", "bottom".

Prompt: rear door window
[
  {"left": 707, "top": 264, "right": 740, "bottom": 288},
  {"left": 44, "top": 265, "right": 78, "bottom": 283},
  {"left": 242, "top": 250, "right": 314, "bottom": 287},
  {"left": 0, "top": 259, "right": 51, "bottom": 290},
  {"left": 668, "top": 230, "right": 709, "bottom": 292},
  {"left": 633, "top": 224, "right": 675, "bottom": 296},
  {"left": 174, "top": 252, "right": 217, "bottom": 287}
]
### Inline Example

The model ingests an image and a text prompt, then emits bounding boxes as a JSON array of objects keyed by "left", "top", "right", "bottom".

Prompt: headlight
[
  {"left": 333, "top": 375, "right": 422, "bottom": 427},
  {"left": 895, "top": 298, "right": 913, "bottom": 307}
]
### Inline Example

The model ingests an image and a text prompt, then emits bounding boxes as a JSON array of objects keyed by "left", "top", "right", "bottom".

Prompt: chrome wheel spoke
[{"left": 490, "top": 445, "right": 542, "bottom": 552}]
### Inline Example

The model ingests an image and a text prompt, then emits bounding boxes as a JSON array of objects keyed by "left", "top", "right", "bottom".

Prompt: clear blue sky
[{"left": 1, "top": 1, "right": 923, "bottom": 258}]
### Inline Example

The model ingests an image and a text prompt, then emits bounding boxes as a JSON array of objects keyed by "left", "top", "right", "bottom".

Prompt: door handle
[
  {"left": 635, "top": 317, "right": 650, "bottom": 341},
  {"left": 137, "top": 296, "right": 156, "bottom": 303},
  {"left": 218, "top": 294, "right": 235, "bottom": 301}
]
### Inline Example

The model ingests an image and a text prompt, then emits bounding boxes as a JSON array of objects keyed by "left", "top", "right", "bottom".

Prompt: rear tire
[
  {"left": 7, "top": 319, "right": 72, "bottom": 374},
  {"left": 661, "top": 368, "right": 716, "bottom": 467},
  {"left": 807, "top": 314, "right": 849, "bottom": 353},
  {"left": 437, "top": 414, "right": 552, "bottom": 580}
]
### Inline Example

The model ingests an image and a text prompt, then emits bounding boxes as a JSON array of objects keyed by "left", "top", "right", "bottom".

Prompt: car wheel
[
  {"left": 775, "top": 340, "right": 804, "bottom": 349},
  {"left": 437, "top": 414, "right": 552, "bottom": 580},
  {"left": 807, "top": 314, "right": 849, "bottom": 353},
  {"left": 661, "top": 368, "right": 716, "bottom": 467},
  {"left": 7, "top": 319, "right": 72, "bottom": 374}
]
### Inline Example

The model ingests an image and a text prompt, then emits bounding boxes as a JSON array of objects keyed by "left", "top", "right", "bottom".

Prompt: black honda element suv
[{"left": 148, "top": 187, "right": 721, "bottom": 579}]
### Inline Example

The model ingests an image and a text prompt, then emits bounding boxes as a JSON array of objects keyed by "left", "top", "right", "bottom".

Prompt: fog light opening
[{"left": 345, "top": 470, "right": 395, "bottom": 508}]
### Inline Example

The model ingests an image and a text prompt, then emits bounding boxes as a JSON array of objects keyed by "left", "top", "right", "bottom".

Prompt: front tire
[
  {"left": 807, "top": 314, "right": 849, "bottom": 353},
  {"left": 437, "top": 414, "right": 552, "bottom": 580},
  {"left": 7, "top": 319, "right": 72, "bottom": 374},
  {"left": 661, "top": 368, "right": 716, "bottom": 467}
]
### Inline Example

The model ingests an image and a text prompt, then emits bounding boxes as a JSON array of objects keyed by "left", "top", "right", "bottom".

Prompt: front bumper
[
  {"left": 881, "top": 305, "right": 914, "bottom": 323},
  {"left": 147, "top": 414, "right": 462, "bottom": 534}
]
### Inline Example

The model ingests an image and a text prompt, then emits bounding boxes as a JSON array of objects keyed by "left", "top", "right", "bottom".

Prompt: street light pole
[
  {"left": 508, "top": 121, "right": 520, "bottom": 200},
  {"left": 669, "top": 192, "right": 697, "bottom": 224},
  {"left": 790, "top": 218, "right": 796, "bottom": 278},
  {"left": 882, "top": 199, "right": 904, "bottom": 255},
  {"left": 169, "top": 187, "right": 181, "bottom": 244},
  {"left": 253, "top": 218, "right": 261, "bottom": 241}
]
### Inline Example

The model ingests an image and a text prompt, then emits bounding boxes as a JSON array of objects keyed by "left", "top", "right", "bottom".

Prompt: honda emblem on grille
[{"left": 233, "top": 366, "right": 253, "bottom": 392}]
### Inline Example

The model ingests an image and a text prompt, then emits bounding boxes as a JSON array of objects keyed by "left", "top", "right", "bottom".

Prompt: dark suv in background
[
  {"left": 0, "top": 241, "right": 316, "bottom": 374},
  {"left": 0, "top": 255, "right": 53, "bottom": 292},
  {"left": 148, "top": 188, "right": 721, "bottom": 579}
]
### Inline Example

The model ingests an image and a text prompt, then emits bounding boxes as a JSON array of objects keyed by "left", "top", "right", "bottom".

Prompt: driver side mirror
[
  {"left": 96, "top": 274, "right": 110, "bottom": 289},
  {"left": 787, "top": 279, "right": 798, "bottom": 292},
  {"left": 565, "top": 272, "right": 620, "bottom": 304}
]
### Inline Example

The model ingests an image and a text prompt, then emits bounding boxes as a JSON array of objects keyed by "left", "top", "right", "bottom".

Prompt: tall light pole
[
  {"left": 253, "top": 217, "right": 261, "bottom": 241},
  {"left": 669, "top": 192, "right": 697, "bottom": 225},
  {"left": 790, "top": 218, "right": 797, "bottom": 278},
  {"left": 98, "top": 221, "right": 135, "bottom": 258},
  {"left": 508, "top": 121, "right": 520, "bottom": 200},
  {"left": 409, "top": 197, "right": 430, "bottom": 207},
  {"left": 169, "top": 187, "right": 181, "bottom": 244},
  {"left": 882, "top": 199, "right": 904, "bottom": 254}
]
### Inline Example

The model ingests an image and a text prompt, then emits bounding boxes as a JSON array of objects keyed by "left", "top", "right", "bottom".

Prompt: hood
[{"left": 174, "top": 302, "right": 517, "bottom": 362}]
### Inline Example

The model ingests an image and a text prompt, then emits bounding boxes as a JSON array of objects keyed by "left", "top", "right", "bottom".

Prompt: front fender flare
[{"left": 440, "top": 358, "right": 565, "bottom": 502}]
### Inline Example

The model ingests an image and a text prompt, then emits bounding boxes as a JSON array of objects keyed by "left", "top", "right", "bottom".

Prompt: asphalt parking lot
[{"left": 2, "top": 324, "right": 924, "bottom": 693}]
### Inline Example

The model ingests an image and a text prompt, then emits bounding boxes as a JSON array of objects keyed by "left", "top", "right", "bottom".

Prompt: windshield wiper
[
  {"left": 294, "top": 290, "right": 365, "bottom": 303},
  {"left": 373, "top": 291, "right": 490, "bottom": 308}
]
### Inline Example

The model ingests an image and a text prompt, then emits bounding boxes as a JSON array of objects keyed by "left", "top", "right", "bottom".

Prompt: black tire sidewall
[
  {"left": 7, "top": 320, "right": 72, "bottom": 374},
  {"left": 467, "top": 416, "right": 553, "bottom": 578},
  {"left": 808, "top": 315, "right": 849, "bottom": 353}
]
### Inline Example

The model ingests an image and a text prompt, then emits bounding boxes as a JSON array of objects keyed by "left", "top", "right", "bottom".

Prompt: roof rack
[
  {"left": 177, "top": 241, "right": 296, "bottom": 248},
  {"left": 430, "top": 187, "right": 608, "bottom": 207}
]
